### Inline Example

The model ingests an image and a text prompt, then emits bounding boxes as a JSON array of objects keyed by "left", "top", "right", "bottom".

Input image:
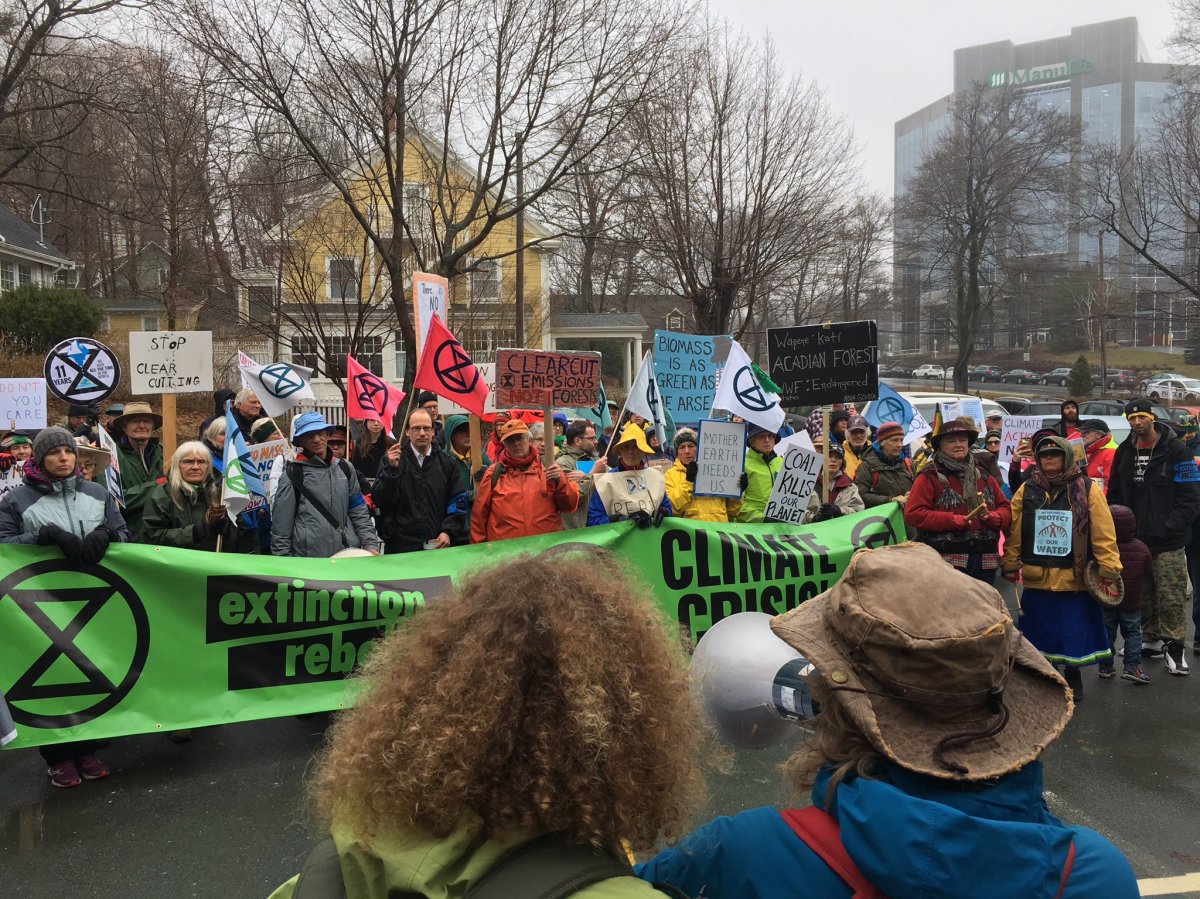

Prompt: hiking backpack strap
[
  {"left": 286, "top": 461, "right": 350, "bottom": 548},
  {"left": 465, "top": 833, "right": 632, "bottom": 899},
  {"left": 779, "top": 807, "right": 886, "bottom": 899}
]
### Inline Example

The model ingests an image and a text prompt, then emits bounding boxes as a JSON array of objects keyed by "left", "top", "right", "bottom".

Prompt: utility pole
[
  {"left": 515, "top": 145, "right": 525, "bottom": 347},
  {"left": 1098, "top": 232, "right": 1108, "bottom": 398}
]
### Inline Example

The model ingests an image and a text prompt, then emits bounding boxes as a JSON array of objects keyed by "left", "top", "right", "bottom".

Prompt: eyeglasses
[
  {"left": 408, "top": 425, "right": 434, "bottom": 432},
  {"left": 181, "top": 459, "right": 208, "bottom": 467}
]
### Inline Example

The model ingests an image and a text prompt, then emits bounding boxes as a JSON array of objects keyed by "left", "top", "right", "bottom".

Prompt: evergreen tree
[{"left": 1066, "top": 354, "right": 1094, "bottom": 398}]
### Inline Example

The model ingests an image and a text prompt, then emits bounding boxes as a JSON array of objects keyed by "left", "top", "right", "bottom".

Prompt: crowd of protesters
[{"left": 2, "top": 382, "right": 1199, "bottom": 797}]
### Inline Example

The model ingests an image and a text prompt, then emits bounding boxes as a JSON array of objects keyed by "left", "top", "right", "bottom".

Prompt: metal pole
[{"left": 1098, "top": 232, "right": 1107, "bottom": 397}]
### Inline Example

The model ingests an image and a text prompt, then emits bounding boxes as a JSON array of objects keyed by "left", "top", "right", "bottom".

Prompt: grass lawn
[{"left": 1076, "top": 347, "right": 1200, "bottom": 377}]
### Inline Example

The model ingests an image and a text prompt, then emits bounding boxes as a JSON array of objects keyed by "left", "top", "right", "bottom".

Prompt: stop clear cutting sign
[{"left": 128, "top": 331, "right": 213, "bottom": 394}]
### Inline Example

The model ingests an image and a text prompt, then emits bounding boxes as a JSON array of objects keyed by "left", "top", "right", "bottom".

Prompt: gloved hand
[
  {"left": 54, "top": 528, "right": 84, "bottom": 563},
  {"left": 684, "top": 461, "right": 698, "bottom": 482},
  {"left": 738, "top": 472, "right": 749, "bottom": 492},
  {"left": 651, "top": 507, "right": 666, "bottom": 527},
  {"left": 79, "top": 527, "right": 113, "bottom": 565},
  {"left": 630, "top": 510, "right": 652, "bottom": 529},
  {"left": 814, "top": 502, "right": 843, "bottom": 522},
  {"left": 37, "top": 523, "right": 63, "bottom": 546},
  {"left": 209, "top": 516, "right": 230, "bottom": 537},
  {"left": 0, "top": 452, "right": 13, "bottom": 472}
]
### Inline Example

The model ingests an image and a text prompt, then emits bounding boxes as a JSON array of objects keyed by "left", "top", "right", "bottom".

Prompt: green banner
[{"left": 0, "top": 505, "right": 904, "bottom": 749}]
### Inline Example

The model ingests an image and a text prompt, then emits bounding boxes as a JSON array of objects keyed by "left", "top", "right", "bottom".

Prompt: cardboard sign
[
  {"left": 694, "top": 419, "right": 746, "bottom": 498},
  {"left": 653, "top": 330, "right": 730, "bottom": 421},
  {"left": 0, "top": 465, "right": 22, "bottom": 502},
  {"left": 999, "top": 416, "right": 1041, "bottom": 470},
  {"left": 766, "top": 321, "right": 878, "bottom": 406},
  {"left": 128, "top": 331, "right": 213, "bottom": 394},
  {"left": 43, "top": 337, "right": 121, "bottom": 405},
  {"left": 0, "top": 378, "right": 46, "bottom": 429},
  {"left": 412, "top": 272, "right": 449, "bottom": 356},
  {"left": 594, "top": 467, "right": 666, "bottom": 518},
  {"left": 763, "top": 445, "right": 823, "bottom": 524},
  {"left": 440, "top": 363, "right": 498, "bottom": 416},
  {"left": 495, "top": 349, "right": 602, "bottom": 409},
  {"left": 958, "top": 398, "right": 985, "bottom": 431},
  {"left": 1033, "top": 509, "right": 1072, "bottom": 556}
]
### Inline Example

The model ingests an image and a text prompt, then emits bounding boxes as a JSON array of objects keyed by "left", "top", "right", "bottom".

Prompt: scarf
[
  {"left": 1027, "top": 436, "right": 1091, "bottom": 575},
  {"left": 498, "top": 447, "right": 537, "bottom": 471},
  {"left": 932, "top": 450, "right": 980, "bottom": 508}
]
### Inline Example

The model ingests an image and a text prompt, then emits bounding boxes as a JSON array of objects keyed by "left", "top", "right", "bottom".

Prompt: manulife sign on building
[{"left": 987, "top": 59, "right": 1094, "bottom": 89}]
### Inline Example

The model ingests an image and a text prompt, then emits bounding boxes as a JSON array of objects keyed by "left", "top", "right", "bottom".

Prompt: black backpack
[{"left": 289, "top": 832, "right": 690, "bottom": 899}]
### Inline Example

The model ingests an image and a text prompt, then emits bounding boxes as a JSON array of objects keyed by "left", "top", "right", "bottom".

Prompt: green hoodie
[{"left": 268, "top": 812, "right": 662, "bottom": 899}]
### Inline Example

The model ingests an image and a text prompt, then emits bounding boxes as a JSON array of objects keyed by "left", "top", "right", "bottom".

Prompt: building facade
[{"left": 894, "top": 17, "right": 1191, "bottom": 353}]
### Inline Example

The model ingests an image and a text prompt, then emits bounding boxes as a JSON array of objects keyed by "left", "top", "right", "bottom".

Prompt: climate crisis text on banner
[{"left": 0, "top": 506, "right": 903, "bottom": 748}]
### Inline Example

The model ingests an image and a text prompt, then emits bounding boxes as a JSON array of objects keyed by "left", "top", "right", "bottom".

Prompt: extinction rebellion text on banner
[{"left": 0, "top": 506, "right": 903, "bottom": 748}]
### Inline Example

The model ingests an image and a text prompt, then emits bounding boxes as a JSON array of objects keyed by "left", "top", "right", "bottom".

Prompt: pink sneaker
[
  {"left": 76, "top": 755, "right": 109, "bottom": 781},
  {"left": 48, "top": 760, "right": 82, "bottom": 788}
]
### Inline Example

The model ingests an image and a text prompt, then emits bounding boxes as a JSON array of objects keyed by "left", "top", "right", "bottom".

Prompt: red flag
[
  {"left": 414, "top": 315, "right": 490, "bottom": 418},
  {"left": 346, "top": 354, "right": 405, "bottom": 436}
]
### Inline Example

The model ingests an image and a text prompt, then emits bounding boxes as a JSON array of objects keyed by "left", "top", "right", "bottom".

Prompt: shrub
[
  {"left": 0, "top": 285, "right": 103, "bottom": 353},
  {"left": 1066, "top": 354, "right": 1093, "bottom": 398}
]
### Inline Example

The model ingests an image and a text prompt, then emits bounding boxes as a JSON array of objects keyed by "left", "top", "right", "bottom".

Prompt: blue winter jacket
[{"left": 637, "top": 761, "right": 1138, "bottom": 899}]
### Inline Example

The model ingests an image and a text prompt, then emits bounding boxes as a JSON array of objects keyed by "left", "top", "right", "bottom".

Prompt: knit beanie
[
  {"left": 673, "top": 427, "right": 698, "bottom": 449},
  {"left": 33, "top": 426, "right": 77, "bottom": 466},
  {"left": 875, "top": 421, "right": 904, "bottom": 441}
]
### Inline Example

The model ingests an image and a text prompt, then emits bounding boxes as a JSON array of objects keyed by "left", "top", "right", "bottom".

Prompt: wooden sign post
[{"left": 162, "top": 393, "right": 177, "bottom": 468}]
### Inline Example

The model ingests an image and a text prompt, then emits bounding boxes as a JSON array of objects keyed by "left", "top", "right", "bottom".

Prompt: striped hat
[{"left": 875, "top": 421, "right": 905, "bottom": 441}]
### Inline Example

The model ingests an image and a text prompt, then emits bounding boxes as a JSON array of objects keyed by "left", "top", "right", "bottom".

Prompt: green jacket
[
  {"left": 442, "top": 414, "right": 490, "bottom": 545},
  {"left": 143, "top": 479, "right": 247, "bottom": 552},
  {"left": 267, "top": 812, "right": 662, "bottom": 899},
  {"left": 115, "top": 436, "right": 164, "bottom": 540},
  {"left": 556, "top": 442, "right": 598, "bottom": 530},
  {"left": 737, "top": 449, "right": 782, "bottom": 523}
]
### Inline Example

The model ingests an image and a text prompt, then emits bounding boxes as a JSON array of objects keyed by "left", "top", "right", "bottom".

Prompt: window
[
  {"left": 246, "top": 285, "right": 274, "bottom": 322},
  {"left": 141, "top": 315, "right": 160, "bottom": 331},
  {"left": 291, "top": 334, "right": 384, "bottom": 379},
  {"left": 462, "top": 328, "right": 516, "bottom": 363},
  {"left": 470, "top": 260, "right": 500, "bottom": 304},
  {"left": 291, "top": 334, "right": 321, "bottom": 374},
  {"left": 18, "top": 264, "right": 32, "bottom": 286},
  {"left": 0, "top": 262, "right": 13, "bottom": 292},
  {"left": 327, "top": 257, "right": 360, "bottom": 301},
  {"left": 665, "top": 309, "right": 687, "bottom": 331}
]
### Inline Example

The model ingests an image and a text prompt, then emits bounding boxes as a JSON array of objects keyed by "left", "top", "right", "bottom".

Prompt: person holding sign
[
  {"left": 736, "top": 424, "right": 782, "bottom": 524},
  {"left": 1002, "top": 436, "right": 1122, "bottom": 701},
  {"left": 588, "top": 424, "right": 670, "bottom": 527},
  {"left": 803, "top": 443, "right": 863, "bottom": 523},
  {"left": 905, "top": 417, "right": 1011, "bottom": 585},
  {"left": 0, "top": 433, "right": 32, "bottom": 470},
  {"left": 556, "top": 419, "right": 605, "bottom": 530},
  {"left": 471, "top": 418, "right": 578, "bottom": 542},
  {"left": 665, "top": 428, "right": 743, "bottom": 523}
]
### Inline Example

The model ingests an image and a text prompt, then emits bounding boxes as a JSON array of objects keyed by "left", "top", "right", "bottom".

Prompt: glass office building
[{"left": 893, "top": 18, "right": 1190, "bottom": 352}]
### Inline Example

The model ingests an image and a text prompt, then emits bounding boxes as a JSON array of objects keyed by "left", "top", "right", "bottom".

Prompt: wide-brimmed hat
[
  {"left": 74, "top": 437, "right": 111, "bottom": 467},
  {"left": 291, "top": 411, "right": 334, "bottom": 442},
  {"left": 111, "top": 401, "right": 163, "bottom": 431},
  {"left": 932, "top": 416, "right": 979, "bottom": 448},
  {"left": 770, "top": 543, "right": 1072, "bottom": 782},
  {"left": 612, "top": 422, "right": 653, "bottom": 455}
]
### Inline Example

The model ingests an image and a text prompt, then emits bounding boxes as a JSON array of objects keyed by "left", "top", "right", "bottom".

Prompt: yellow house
[{"left": 232, "top": 130, "right": 556, "bottom": 407}]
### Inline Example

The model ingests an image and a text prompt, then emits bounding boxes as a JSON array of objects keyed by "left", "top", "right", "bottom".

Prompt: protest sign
[
  {"left": 241, "top": 438, "right": 290, "bottom": 513},
  {"left": 938, "top": 400, "right": 963, "bottom": 425},
  {"left": 128, "top": 331, "right": 213, "bottom": 394},
  {"left": 0, "top": 378, "right": 46, "bottom": 429},
  {"left": 998, "top": 416, "right": 1041, "bottom": 470},
  {"left": 96, "top": 424, "right": 124, "bottom": 508},
  {"left": 694, "top": 419, "right": 746, "bottom": 498},
  {"left": 763, "top": 445, "right": 824, "bottom": 524},
  {"left": 440, "top": 363, "right": 497, "bottom": 416},
  {"left": 653, "top": 330, "right": 729, "bottom": 421},
  {"left": 1033, "top": 509, "right": 1072, "bottom": 556},
  {"left": 958, "top": 398, "right": 985, "bottom": 430},
  {"left": 0, "top": 466, "right": 22, "bottom": 502},
  {"left": 0, "top": 504, "right": 905, "bottom": 749},
  {"left": 43, "top": 337, "right": 121, "bottom": 405},
  {"left": 496, "top": 348, "right": 602, "bottom": 408},
  {"left": 412, "top": 272, "right": 449, "bottom": 355},
  {"left": 766, "top": 321, "right": 878, "bottom": 406}
]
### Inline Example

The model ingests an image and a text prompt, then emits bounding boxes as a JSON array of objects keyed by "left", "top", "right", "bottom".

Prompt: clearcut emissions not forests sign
[
  {"left": 495, "top": 348, "right": 602, "bottom": 408},
  {"left": 767, "top": 321, "right": 879, "bottom": 407}
]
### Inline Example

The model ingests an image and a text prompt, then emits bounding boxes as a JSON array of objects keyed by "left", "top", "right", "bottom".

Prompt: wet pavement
[{"left": 3, "top": 646, "right": 1200, "bottom": 898}]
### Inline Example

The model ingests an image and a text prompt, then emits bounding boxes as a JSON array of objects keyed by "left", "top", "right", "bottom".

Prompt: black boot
[{"left": 1063, "top": 666, "right": 1083, "bottom": 703}]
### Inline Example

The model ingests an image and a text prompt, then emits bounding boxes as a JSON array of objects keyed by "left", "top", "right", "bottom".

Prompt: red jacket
[
  {"left": 1084, "top": 437, "right": 1117, "bottom": 491},
  {"left": 470, "top": 457, "right": 578, "bottom": 543},
  {"left": 905, "top": 460, "right": 1012, "bottom": 554}
]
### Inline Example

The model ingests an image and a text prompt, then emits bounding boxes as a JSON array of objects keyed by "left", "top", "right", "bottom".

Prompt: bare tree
[
  {"left": 904, "top": 83, "right": 1073, "bottom": 392},
  {"left": 161, "top": 0, "right": 682, "bottom": 390},
  {"left": 630, "top": 23, "right": 856, "bottom": 335}
]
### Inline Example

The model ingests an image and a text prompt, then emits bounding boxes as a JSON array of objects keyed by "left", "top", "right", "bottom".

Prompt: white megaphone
[{"left": 691, "top": 612, "right": 819, "bottom": 750}]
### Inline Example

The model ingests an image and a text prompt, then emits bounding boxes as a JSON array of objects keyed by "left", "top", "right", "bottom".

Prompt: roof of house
[
  {"left": 96, "top": 295, "right": 169, "bottom": 313},
  {"left": 551, "top": 312, "right": 647, "bottom": 330},
  {"left": 0, "top": 205, "right": 72, "bottom": 264}
]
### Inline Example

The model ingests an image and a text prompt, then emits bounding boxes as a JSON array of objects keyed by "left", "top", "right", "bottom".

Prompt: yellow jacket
[
  {"left": 842, "top": 441, "right": 869, "bottom": 480},
  {"left": 1002, "top": 479, "right": 1121, "bottom": 592},
  {"left": 664, "top": 459, "right": 742, "bottom": 523}
]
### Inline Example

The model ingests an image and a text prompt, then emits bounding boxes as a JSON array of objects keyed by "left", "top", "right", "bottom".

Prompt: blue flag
[
  {"left": 864, "top": 382, "right": 914, "bottom": 431},
  {"left": 222, "top": 403, "right": 266, "bottom": 519}
]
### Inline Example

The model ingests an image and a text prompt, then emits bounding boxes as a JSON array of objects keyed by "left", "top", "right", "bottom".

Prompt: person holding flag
[{"left": 143, "top": 442, "right": 235, "bottom": 552}]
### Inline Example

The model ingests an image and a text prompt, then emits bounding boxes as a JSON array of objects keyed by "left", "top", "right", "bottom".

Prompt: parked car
[
  {"left": 913, "top": 364, "right": 944, "bottom": 379},
  {"left": 1144, "top": 377, "right": 1200, "bottom": 402},
  {"left": 881, "top": 363, "right": 912, "bottom": 379},
  {"left": 1101, "top": 369, "right": 1137, "bottom": 390},
  {"left": 968, "top": 364, "right": 1004, "bottom": 382},
  {"left": 995, "top": 397, "right": 1067, "bottom": 416},
  {"left": 1078, "top": 399, "right": 1171, "bottom": 420},
  {"left": 1001, "top": 369, "right": 1041, "bottom": 384},
  {"left": 1040, "top": 368, "right": 1072, "bottom": 386},
  {"left": 1138, "top": 371, "right": 1189, "bottom": 392}
]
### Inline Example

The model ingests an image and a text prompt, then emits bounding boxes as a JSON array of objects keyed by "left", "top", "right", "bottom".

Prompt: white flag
[
  {"left": 627, "top": 351, "right": 673, "bottom": 446},
  {"left": 712, "top": 340, "right": 785, "bottom": 433},
  {"left": 237, "top": 350, "right": 315, "bottom": 420},
  {"left": 95, "top": 424, "right": 125, "bottom": 508}
]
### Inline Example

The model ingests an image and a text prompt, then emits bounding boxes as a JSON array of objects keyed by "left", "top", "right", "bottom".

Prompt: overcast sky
[{"left": 708, "top": 1, "right": 1181, "bottom": 197}]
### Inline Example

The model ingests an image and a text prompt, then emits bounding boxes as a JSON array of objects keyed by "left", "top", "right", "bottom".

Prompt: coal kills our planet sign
[{"left": 766, "top": 321, "right": 878, "bottom": 406}]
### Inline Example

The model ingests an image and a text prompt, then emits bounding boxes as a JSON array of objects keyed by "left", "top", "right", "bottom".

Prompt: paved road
[{"left": 3, "top": 632, "right": 1199, "bottom": 898}]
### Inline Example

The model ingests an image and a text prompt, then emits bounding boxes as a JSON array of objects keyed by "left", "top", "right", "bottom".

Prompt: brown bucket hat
[
  {"left": 770, "top": 543, "right": 1072, "bottom": 781},
  {"left": 931, "top": 415, "right": 979, "bottom": 448},
  {"left": 110, "top": 401, "right": 163, "bottom": 432}
]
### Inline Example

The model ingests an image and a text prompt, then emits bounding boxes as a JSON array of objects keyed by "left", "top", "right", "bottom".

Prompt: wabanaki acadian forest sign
[{"left": 0, "top": 507, "right": 903, "bottom": 749}]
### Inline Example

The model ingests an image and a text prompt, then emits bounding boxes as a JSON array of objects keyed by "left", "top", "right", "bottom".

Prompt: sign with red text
[
  {"left": 495, "top": 349, "right": 602, "bottom": 409},
  {"left": 0, "top": 379, "right": 46, "bottom": 429}
]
